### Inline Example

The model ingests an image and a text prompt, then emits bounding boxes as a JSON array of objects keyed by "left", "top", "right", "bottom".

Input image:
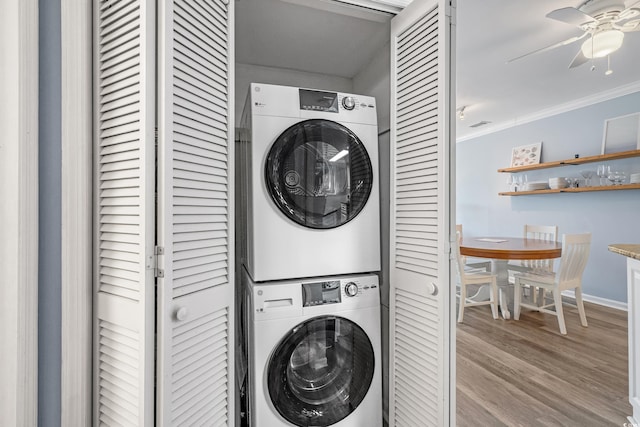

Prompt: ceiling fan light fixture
[{"left": 581, "top": 29, "right": 625, "bottom": 58}]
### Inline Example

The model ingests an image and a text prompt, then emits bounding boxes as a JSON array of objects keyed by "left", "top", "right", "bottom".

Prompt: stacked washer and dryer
[{"left": 237, "top": 83, "right": 382, "bottom": 427}]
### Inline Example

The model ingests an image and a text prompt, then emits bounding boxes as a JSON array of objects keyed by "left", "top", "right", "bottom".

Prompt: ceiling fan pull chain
[
  {"left": 590, "top": 33, "right": 596, "bottom": 71},
  {"left": 606, "top": 55, "right": 613, "bottom": 75}
]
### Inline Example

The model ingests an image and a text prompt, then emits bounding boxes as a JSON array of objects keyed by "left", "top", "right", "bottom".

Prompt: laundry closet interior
[{"left": 234, "top": 0, "right": 396, "bottom": 425}]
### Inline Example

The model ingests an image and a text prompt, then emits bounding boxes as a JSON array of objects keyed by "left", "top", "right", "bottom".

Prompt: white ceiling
[
  {"left": 235, "top": 0, "right": 390, "bottom": 78},
  {"left": 456, "top": 0, "right": 640, "bottom": 139},
  {"left": 235, "top": 0, "right": 640, "bottom": 139}
]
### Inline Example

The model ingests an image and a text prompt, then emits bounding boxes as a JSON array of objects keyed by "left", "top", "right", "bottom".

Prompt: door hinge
[
  {"left": 444, "top": 240, "right": 452, "bottom": 256},
  {"left": 154, "top": 246, "right": 165, "bottom": 278}
]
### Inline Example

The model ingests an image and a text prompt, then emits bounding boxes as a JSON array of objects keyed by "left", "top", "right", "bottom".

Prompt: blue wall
[
  {"left": 39, "top": 0, "right": 62, "bottom": 425},
  {"left": 457, "top": 91, "right": 640, "bottom": 304}
]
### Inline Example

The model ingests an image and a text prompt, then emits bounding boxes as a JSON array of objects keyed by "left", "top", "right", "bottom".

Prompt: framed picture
[
  {"left": 510, "top": 142, "right": 542, "bottom": 167},
  {"left": 601, "top": 112, "right": 640, "bottom": 155}
]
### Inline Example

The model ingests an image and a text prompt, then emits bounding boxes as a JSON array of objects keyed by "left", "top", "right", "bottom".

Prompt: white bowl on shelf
[
  {"left": 524, "top": 182, "right": 548, "bottom": 191},
  {"left": 548, "top": 177, "right": 568, "bottom": 189}
]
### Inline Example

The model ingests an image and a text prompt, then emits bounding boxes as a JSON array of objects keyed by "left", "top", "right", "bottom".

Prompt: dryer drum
[
  {"left": 267, "top": 316, "right": 375, "bottom": 426},
  {"left": 265, "top": 119, "right": 373, "bottom": 229}
]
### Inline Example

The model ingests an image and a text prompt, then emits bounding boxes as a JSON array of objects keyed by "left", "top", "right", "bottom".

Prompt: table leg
[{"left": 491, "top": 259, "right": 512, "bottom": 320}]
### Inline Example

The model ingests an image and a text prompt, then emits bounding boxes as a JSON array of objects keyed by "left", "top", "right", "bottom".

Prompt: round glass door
[
  {"left": 267, "top": 316, "right": 375, "bottom": 426},
  {"left": 265, "top": 119, "right": 373, "bottom": 229}
]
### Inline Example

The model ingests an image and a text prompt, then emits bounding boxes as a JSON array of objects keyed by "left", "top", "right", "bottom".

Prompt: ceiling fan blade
[
  {"left": 507, "top": 33, "right": 588, "bottom": 63},
  {"left": 546, "top": 7, "right": 597, "bottom": 27},
  {"left": 568, "top": 49, "right": 589, "bottom": 69},
  {"left": 616, "top": 0, "right": 640, "bottom": 21},
  {"left": 619, "top": 19, "right": 640, "bottom": 31}
]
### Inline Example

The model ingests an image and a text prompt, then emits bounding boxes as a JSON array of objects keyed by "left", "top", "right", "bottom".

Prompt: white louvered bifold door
[
  {"left": 93, "top": 0, "right": 157, "bottom": 425},
  {"left": 389, "top": 0, "right": 455, "bottom": 425},
  {"left": 156, "top": 0, "right": 235, "bottom": 425}
]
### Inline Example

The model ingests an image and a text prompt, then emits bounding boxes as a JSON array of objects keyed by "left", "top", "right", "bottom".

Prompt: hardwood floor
[{"left": 456, "top": 299, "right": 631, "bottom": 426}]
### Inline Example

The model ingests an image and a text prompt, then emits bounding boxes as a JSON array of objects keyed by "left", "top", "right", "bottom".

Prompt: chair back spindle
[{"left": 523, "top": 224, "right": 558, "bottom": 273}]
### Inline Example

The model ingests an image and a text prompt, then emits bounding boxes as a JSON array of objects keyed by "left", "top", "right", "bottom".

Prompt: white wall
[
  {"left": 353, "top": 40, "right": 391, "bottom": 423},
  {"left": 354, "top": 41, "right": 391, "bottom": 133},
  {"left": 456, "top": 91, "right": 640, "bottom": 305}
]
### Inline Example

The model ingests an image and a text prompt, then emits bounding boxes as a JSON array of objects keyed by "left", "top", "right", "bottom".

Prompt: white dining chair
[
  {"left": 454, "top": 231, "right": 499, "bottom": 323},
  {"left": 509, "top": 224, "right": 558, "bottom": 274},
  {"left": 456, "top": 224, "right": 491, "bottom": 272},
  {"left": 513, "top": 233, "right": 591, "bottom": 335},
  {"left": 508, "top": 224, "right": 558, "bottom": 302}
]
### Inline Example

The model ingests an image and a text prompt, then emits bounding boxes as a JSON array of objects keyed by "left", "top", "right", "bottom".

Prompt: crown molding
[{"left": 456, "top": 81, "right": 640, "bottom": 143}]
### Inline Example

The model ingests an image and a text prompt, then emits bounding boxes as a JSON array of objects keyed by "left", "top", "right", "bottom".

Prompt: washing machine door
[
  {"left": 265, "top": 119, "right": 373, "bottom": 229},
  {"left": 267, "top": 316, "right": 375, "bottom": 426}
]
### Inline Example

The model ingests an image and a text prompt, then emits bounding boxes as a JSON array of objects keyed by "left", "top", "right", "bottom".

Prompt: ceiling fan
[{"left": 508, "top": 0, "right": 640, "bottom": 69}]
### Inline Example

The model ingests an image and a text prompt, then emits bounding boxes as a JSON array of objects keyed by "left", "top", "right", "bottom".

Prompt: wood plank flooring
[{"left": 456, "top": 299, "right": 631, "bottom": 426}]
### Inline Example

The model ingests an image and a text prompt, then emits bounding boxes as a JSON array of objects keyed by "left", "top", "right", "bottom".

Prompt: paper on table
[{"left": 475, "top": 238, "right": 508, "bottom": 243}]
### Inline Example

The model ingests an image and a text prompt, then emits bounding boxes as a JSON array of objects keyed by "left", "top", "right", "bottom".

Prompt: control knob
[
  {"left": 342, "top": 96, "right": 356, "bottom": 110},
  {"left": 345, "top": 282, "right": 358, "bottom": 297}
]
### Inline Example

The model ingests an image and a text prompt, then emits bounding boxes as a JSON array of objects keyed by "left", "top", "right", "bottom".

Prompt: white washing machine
[
  {"left": 238, "top": 83, "right": 380, "bottom": 282},
  {"left": 243, "top": 268, "right": 382, "bottom": 427}
]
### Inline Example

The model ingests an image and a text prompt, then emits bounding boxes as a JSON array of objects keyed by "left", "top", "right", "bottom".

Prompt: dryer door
[
  {"left": 267, "top": 316, "right": 375, "bottom": 426},
  {"left": 265, "top": 119, "right": 373, "bottom": 229}
]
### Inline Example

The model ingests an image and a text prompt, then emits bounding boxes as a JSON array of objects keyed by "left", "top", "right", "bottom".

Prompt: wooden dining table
[{"left": 460, "top": 237, "right": 562, "bottom": 319}]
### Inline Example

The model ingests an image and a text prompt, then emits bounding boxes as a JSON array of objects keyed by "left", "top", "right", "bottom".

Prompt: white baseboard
[{"left": 562, "top": 290, "right": 627, "bottom": 311}]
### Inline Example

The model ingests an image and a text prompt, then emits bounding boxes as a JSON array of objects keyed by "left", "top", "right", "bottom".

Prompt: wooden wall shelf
[
  {"left": 498, "top": 149, "right": 640, "bottom": 173},
  {"left": 499, "top": 183, "right": 640, "bottom": 196}
]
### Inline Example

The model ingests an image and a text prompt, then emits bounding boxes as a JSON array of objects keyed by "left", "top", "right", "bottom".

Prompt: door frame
[
  {"left": 0, "top": 1, "right": 92, "bottom": 424},
  {"left": 0, "top": 0, "right": 39, "bottom": 424},
  {"left": 59, "top": 1, "right": 459, "bottom": 425},
  {"left": 60, "top": 0, "right": 93, "bottom": 425}
]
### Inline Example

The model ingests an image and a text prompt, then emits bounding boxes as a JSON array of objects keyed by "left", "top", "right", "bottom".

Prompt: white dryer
[
  {"left": 243, "top": 269, "right": 382, "bottom": 427},
  {"left": 238, "top": 83, "right": 380, "bottom": 282}
]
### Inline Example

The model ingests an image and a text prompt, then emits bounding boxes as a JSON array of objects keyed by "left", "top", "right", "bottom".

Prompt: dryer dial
[
  {"left": 345, "top": 282, "right": 359, "bottom": 297},
  {"left": 342, "top": 96, "right": 356, "bottom": 110}
]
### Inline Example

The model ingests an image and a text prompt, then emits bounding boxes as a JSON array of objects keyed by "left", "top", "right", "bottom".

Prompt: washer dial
[{"left": 345, "top": 282, "right": 359, "bottom": 297}]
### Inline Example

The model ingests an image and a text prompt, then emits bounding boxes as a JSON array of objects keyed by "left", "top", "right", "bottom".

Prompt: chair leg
[
  {"left": 575, "top": 287, "right": 588, "bottom": 327},
  {"left": 553, "top": 288, "right": 567, "bottom": 335},
  {"left": 537, "top": 288, "right": 545, "bottom": 307},
  {"left": 514, "top": 279, "right": 522, "bottom": 320},
  {"left": 457, "top": 282, "right": 465, "bottom": 323},
  {"left": 490, "top": 279, "right": 498, "bottom": 320}
]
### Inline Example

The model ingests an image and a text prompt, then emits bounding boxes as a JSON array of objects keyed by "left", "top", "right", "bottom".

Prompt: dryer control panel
[
  {"left": 298, "top": 88, "right": 375, "bottom": 114},
  {"left": 249, "top": 83, "right": 377, "bottom": 126},
  {"left": 299, "top": 89, "right": 339, "bottom": 113}
]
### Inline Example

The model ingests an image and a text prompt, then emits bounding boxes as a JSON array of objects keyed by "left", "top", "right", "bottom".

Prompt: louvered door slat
[
  {"left": 157, "top": 0, "right": 234, "bottom": 425},
  {"left": 398, "top": 48, "right": 438, "bottom": 82},
  {"left": 94, "top": 0, "right": 156, "bottom": 425},
  {"left": 398, "top": 74, "right": 437, "bottom": 102},
  {"left": 390, "top": 1, "right": 453, "bottom": 425}
]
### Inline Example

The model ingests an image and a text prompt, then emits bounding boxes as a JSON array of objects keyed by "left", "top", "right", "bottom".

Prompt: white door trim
[
  {"left": 60, "top": 0, "right": 93, "bottom": 425},
  {"left": 0, "top": 0, "right": 39, "bottom": 424}
]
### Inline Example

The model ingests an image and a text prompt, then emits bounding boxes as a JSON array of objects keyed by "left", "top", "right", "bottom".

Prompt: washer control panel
[
  {"left": 301, "top": 276, "right": 378, "bottom": 307},
  {"left": 302, "top": 280, "right": 341, "bottom": 307},
  {"left": 251, "top": 273, "right": 380, "bottom": 321}
]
